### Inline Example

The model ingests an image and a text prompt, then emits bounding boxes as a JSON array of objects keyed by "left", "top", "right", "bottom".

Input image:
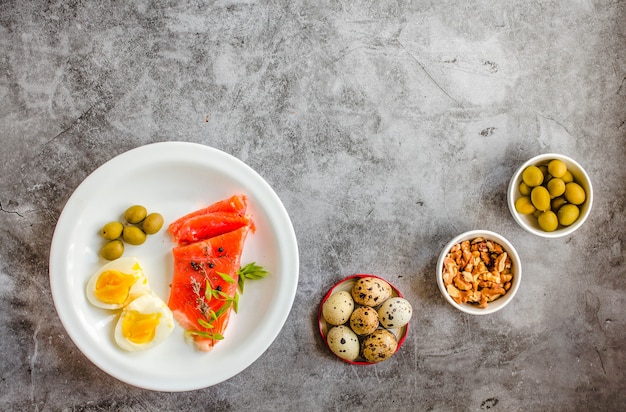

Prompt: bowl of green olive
[{"left": 508, "top": 153, "right": 593, "bottom": 238}]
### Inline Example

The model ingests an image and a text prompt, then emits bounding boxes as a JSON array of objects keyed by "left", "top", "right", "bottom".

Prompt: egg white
[
  {"left": 114, "top": 291, "right": 175, "bottom": 352},
  {"left": 86, "top": 257, "right": 151, "bottom": 310}
]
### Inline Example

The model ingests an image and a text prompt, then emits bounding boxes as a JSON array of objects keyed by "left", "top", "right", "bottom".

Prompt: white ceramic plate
[{"left": 49, "top": 142, "right": 299, "bottom": 391}]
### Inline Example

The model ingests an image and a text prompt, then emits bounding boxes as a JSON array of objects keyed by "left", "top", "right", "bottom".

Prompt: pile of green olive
[
  {"left": 514, "top": 159, "right": 587, "bottom": 232},
  {"left": 100, "top": 205, "right": 164, "bottom": 260}
]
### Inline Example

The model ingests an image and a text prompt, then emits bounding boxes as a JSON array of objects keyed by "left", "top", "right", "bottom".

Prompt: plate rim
[{"left": 49, "top": 141, "right": 299, "bottom": 391}]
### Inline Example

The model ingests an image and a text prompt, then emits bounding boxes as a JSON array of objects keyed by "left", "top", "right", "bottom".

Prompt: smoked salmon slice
[
  {"left": 168, "top": 194, "right": 248, "bottom": 236},
  {"left": 168, "top": 226, "right": 250, "bottom": 351},
  {"left": 170, "top": 212, "right": 250, "bottom": 245}
]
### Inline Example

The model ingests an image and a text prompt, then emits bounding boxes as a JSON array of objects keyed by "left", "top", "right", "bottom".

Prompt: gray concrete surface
[{"left": 1, "top": 0, "right": 625, "bottom": 410}]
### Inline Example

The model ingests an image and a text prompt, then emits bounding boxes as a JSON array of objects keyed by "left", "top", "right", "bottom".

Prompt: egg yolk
[
  {"left": 94, "top": 270, "right": 136, "bottom": 305},
  {"left": 121, "top": 311, "right": 162, "bottom": 344}
]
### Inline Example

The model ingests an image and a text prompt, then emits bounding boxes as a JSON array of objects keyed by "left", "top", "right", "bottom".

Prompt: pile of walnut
[{"left": 442, "top": 237, "right": 513, "bottom": 308}]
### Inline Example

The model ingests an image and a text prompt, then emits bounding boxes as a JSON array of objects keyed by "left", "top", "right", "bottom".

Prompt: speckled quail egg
[
  {"left": 86, "top": 257, "right": 150, "bottom": 310},
  {"left": 349, "top": 306, "right": 379, "bottom": 335},
  {"left": 326, "top": 325, "right": 360, "bottom": 362},
  {"left": 114, "top": 291, "right": 175, "bottom": 352},
  {"left": 361, "top": 329, "right": 398, "bottom": 363},
  {"left": 322, "top": 291, "right": 354, "bottom": 325},
  {"left": 351, "top": 277, "right": 392, "bottom": 307},
  {"left": 377, "top": 297, "right": 413, "bottom": 329}
]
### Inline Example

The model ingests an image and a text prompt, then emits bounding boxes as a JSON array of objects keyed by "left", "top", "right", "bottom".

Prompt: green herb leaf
[
  {"left": 237, "top": 262, "right": 269, "bottom": 293},
  {"left": 216, "top": 271, "right": 236, "bottom": 284},
  {"left": 205, "top": 280, "right": 213, "bottom": 301},
  {"left": 237, "top": 262, "right": 269, "bottom": 280},
  {"left": 214, "top": 301, "right": 231, "bottom": 319},
  {"left": 185, "top": 330, "right": 206, "bottom": 338},
  {"left": 185, "top": 330, "right": 224, "bottom": 341},
  {"left": 197, "top": 318, "right": 213, "bottom": 329},
  {"left": 233, "top": 291, "right": 239, "bottom": 313},
  {"left": 238, "top": 275, "right": 245, "bottom": 294},
  {"left": 208, "top": 310, "right": 218, "bottom": 322},
  {"left": 210, "top": 333, "right": 225, "bottom": 341},
  {"left": 217, "top": 290, "right": 231, "bottom": 299}
]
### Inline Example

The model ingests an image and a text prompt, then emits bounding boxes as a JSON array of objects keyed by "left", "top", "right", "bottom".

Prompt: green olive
[
  {"left": 519, "top": 181, "right": 531, "bottom": 196},
  {"left": 101, "top": 240, "right": 124, "bottom": 260},
  {"left": 531, "top": 186, "right": 551, "bottom": 211},
  {"left": 124, "top": 205, "right": 147, "bottom": 224},
  {"left": 101, "top": 221, "right": 123, "bottom": 240},
  {"left": 122, "top": 226, "right": 147, "bottom": 245},
  {"left": 540, "top": 165, "right": 553, "bottom": 185},
  {"left": 142, "top": 212, "right": 164, "bottom": 235},
  {"left": 551, "top": 196, "right": 567, "bottom": 212},
  {"left": 547, "top": 178, "right": 566, "bottom": 198},
  {"left": 561, "top": 170, "right": 574, "bottom": 183},
  {"left": 538, "top": 211, "right": 558, "bottom": 232},
  {"left": 548, "top": 159, "right": 567, "bottom": 178},
  {"left": 515, "top": 196, "right": 535, "bottom": 215},
  {"left": 558, "top": 204, "right": 580, "bottom": 226},
  {"left": 564, "top": 182, "right": 586, "bottom": 205},
  {"left": 522, "top": 165, "right": 543, "bottom": 187}
]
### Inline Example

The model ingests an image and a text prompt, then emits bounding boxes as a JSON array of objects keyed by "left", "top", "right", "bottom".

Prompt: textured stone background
[{"left": 1, "top": 0, "right": 625, "bottom": 410}]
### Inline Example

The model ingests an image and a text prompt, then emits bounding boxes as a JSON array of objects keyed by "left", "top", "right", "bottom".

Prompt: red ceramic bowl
[{"left": 318, "top": 274, "right": 409, "bottom": 365}]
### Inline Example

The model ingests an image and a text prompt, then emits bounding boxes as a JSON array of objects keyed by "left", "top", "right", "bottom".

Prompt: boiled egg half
[
  {"left": 114, "top": 291, "right": 175, "bottom": 352},
  {"left": 86, "top": 257, "right": 150, "bottom": 310}
]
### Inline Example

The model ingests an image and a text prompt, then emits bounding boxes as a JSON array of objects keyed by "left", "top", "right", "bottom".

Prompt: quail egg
[
  {"left": 326, "top": 325, "right": 360, "bottom": 362},
  {"left": 377, "top": 297, "right": 413, "bottom": 329},
  {"left": 349, "top": 306, "right": 379, "bottom": 335},
  {"left": 86, "top": 257, "right": 150, "bottom": 310},
  {"left": 322, "top": 291, "right": 354, "bottom": 325},
  {"left": 114, "top": 291, "right": 175, "bottom": 352},
  {"left": 351, "top": 277, "right": 392, "bottom": 307},
  {"left": 361, "top": 329, "right": 398, "bottom": 363}
]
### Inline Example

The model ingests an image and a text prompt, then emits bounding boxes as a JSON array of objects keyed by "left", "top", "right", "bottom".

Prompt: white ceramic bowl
[
  {"left": 436, "top": 230, "right": 521, "bottom": 315},
  {"left": 507, "top": 153, "right": 593, "bottom": 238}
]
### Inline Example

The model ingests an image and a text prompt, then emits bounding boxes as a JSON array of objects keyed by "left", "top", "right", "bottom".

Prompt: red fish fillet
[
  {"left": 168, "top": 226, "right": 250, "bottom": 351},
  {"left": 170, "top": 212, "right": 250, "bottom": 245},
  {"left": 168, "top": 194, "right": 248, "bottom": 236}
]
